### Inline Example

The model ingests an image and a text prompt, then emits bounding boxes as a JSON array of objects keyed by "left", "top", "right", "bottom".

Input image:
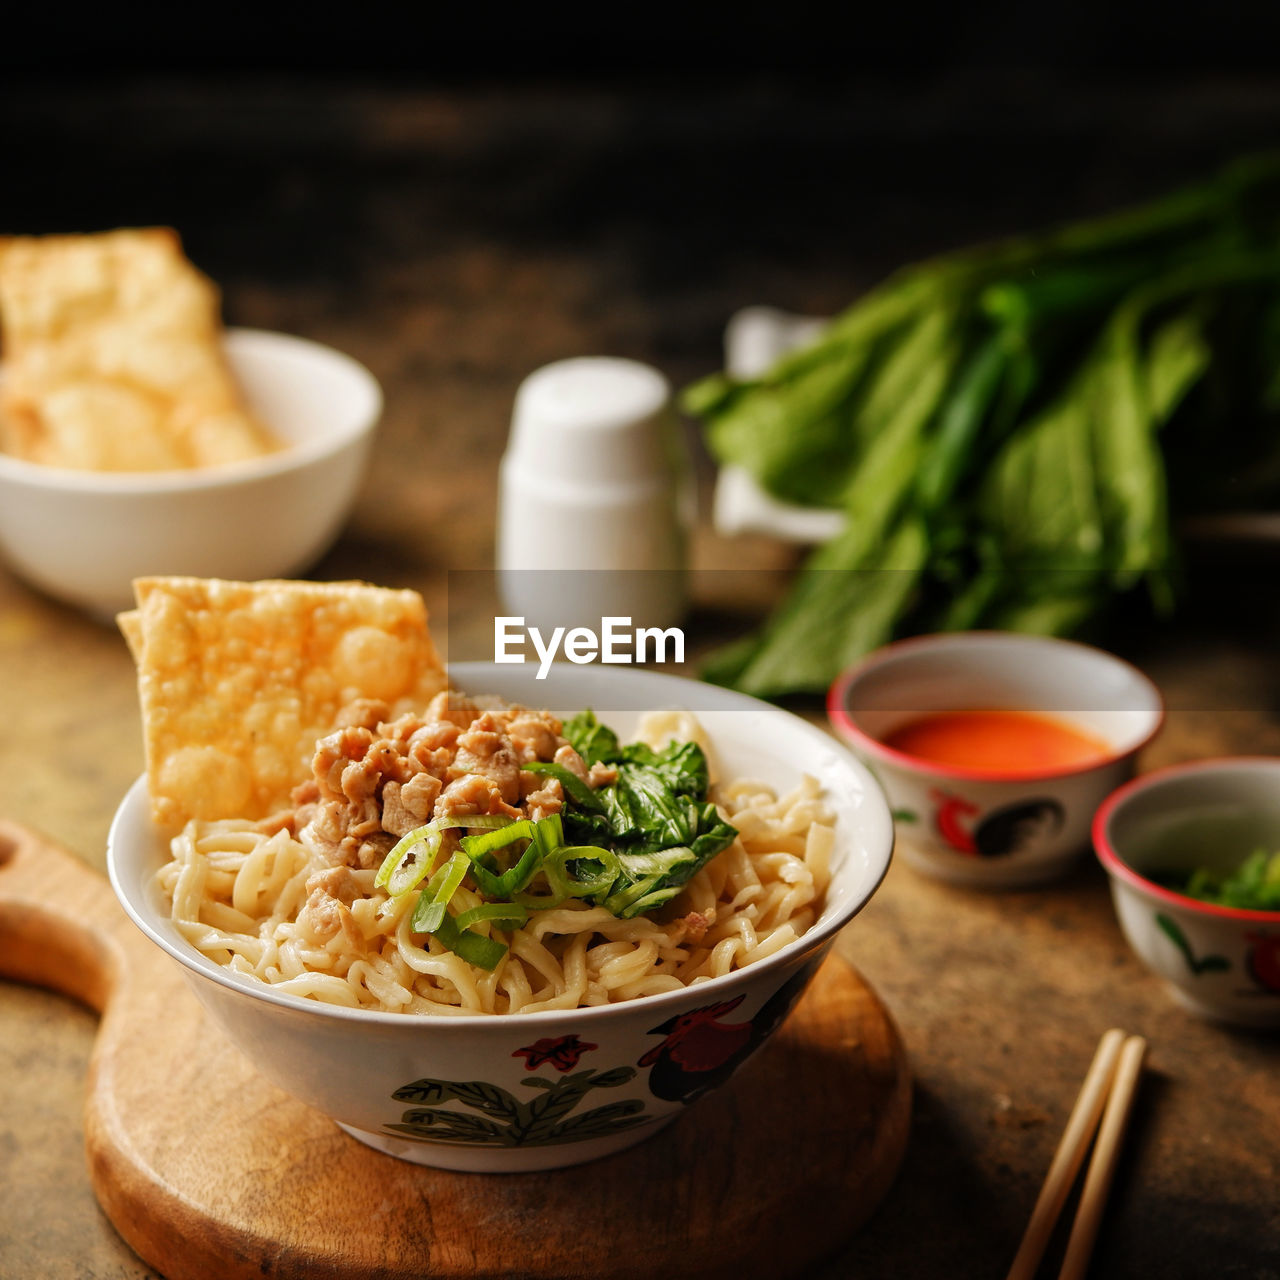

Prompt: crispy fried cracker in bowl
[
  {"left": 0, "top": 232, "right": 380, "bottom": 617},
  {"left": 107, "top": 578, "right": 895, "bottom": 1171}
]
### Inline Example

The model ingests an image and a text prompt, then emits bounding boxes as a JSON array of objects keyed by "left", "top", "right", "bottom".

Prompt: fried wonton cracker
[
  {"left": 0, "top": 228, "right": 276, "bottom": 470},
  {"left": 120, "top": 577, "right": 447, "bottom": 829}
]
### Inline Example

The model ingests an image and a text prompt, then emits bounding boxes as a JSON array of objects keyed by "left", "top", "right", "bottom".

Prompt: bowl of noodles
[{"left": 108, "top": 578, "right": 894, "bottom": 1172}]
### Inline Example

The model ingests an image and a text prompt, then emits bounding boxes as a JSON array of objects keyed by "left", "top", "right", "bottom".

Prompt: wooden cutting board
[{"left": 0, "top": 819, "right": 911, "bottom": 1280}]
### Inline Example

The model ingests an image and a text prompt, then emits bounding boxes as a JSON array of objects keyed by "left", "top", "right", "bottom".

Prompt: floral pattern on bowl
[
  {"left": 379, "top": 960, "right": 823, "bottom": 1151},
  {"left": 385, "top": 1063, "right": 647, "bottom": 1150}
]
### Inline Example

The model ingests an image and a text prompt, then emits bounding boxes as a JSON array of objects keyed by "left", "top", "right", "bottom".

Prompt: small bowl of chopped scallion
[{"left": 1093, "top": 758, "right": 1280, "bottom": 1029}]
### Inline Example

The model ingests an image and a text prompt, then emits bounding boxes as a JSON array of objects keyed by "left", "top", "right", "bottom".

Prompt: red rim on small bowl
[
  {"left": 826, "top": 631, "right": 1165, "bottom": 785},
  {"left": 1092, "top": 757, "right": 1280, "bottom": 924}
]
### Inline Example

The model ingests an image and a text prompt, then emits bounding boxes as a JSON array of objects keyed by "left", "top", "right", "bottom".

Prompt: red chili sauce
[{"left": 881, "top": 708, "right": 1110, "bottom": 775}]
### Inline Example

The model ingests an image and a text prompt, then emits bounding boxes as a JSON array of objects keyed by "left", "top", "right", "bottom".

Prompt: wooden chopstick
[
  {"left": 1057, "top": 1034, "right": 1147, "bottom": 1280},
  {"left": 1005, "top": 1029, "right": 1125, "bottom": 1280}
]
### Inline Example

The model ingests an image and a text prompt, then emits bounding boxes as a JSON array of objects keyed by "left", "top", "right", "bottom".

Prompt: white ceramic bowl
[
  {"left": 1094, "top": 758, "right": 1280, "bottom": 1029},
  {"left": 108, "top": 662, "right": 895, "bottom": 1172},
  {"left": 828, "top": 632, "right": 1163, "bottom": 888},
  {"left": 0, "top": 328, "right": 381, "bottom": 618}
]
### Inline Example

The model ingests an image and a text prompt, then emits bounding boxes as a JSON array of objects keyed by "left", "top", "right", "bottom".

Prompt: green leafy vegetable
[
  {"left": 560, "top": 709, "right": 620, "bottom": 765},
  {"left": 556, "top": 711, "right": 737, "bottom": 917},
  {"left": 1165, "top": 849, "right": 1280, "bottom": 912},
  {"left": 683, "top": 155, "right": 1280, "bottom": 697}
]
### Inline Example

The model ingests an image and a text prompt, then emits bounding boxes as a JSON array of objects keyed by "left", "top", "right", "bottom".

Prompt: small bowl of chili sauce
[{"left": 827, "top": 633, "right": 1163, "bottom": 888}]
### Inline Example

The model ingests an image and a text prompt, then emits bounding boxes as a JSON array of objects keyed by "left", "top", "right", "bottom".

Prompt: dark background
[
  {"left": 5, "top": 5, "right": 1278, "bottom": 311},
  {"left": 4, "top": 7, "right": 1279, "bottom": 613},
  {"left": 3, "top": 12, "right": 1279, "bottom": 603},
  {"left": 4, "top": 3, "right": 1280, "bottom": 74}
]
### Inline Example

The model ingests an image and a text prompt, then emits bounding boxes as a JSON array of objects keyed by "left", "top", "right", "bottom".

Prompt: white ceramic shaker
[{"left": 496, "top": 357, "right": 691, "bottom": 635}]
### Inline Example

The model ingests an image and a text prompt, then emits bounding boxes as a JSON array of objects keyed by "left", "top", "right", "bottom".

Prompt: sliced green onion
[
  {"left": 462, "top": 814, "right": 568, "bottom": 899},
  {"left": 374, "top": 827, "right": 421, "bottom": 890},
  {"left": 376, "top": 814, "right": 514, "bottom": 897},
  {"left": 431, "top": 911, "right": 509, "bottom": 971},
  {"left": 520, "top": 761, "right": 606, "bottom": 812},
  {"left": 515, "top": 885, "right": 568, "bottom": 911},
  {"left": 543, "top": 845, "right": 621, "bottom": 900},
  {"left": 407, "top": 854, "right": 513, "bottom": 971},
  {"left": 455, "top": 901, "right": 528, "bottom": 931},
  {"left": 469, "top": 840, "right": 542, "bottom": 898},
  {"left": 410, "top": 850, "right": 471, "bottom": 933},
  {"left": 436, "top": 813, "right": 513, "bottom": 832},
  {"left": 461, "top": 818, "right": 535, "bottom": 859},
  {"left": 375, "top": 824, "right": 444, "bottom": 896},
  {"left": 461, "top": 819, "right": 538, "bottom": 898},
  {"left": 533, "top": 813, "right": 565, "bottom": 852}
]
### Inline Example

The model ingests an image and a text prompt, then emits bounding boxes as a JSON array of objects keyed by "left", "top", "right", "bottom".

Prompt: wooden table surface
[{"left": 1, "top": 73, "right": 1278, "bottom": 1280}]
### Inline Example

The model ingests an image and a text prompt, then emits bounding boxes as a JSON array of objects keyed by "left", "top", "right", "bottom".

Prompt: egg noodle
[{"left": 157, "top": 713, "right": 836, "bottom": 1015}]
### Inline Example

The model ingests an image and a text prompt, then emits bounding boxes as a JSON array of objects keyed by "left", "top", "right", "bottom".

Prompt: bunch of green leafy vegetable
[
  {"left": 683, "top": 155, "right": 1280, "bottom": 698},
  {"left": 375, "top": 711, "right": 737, "bottom": 969},
  {"left": 1167, "top": 848, "right": 1280, "bottom": 912},
  {"left": 554, "top": 709, "right": 738, "bottom": 914}
]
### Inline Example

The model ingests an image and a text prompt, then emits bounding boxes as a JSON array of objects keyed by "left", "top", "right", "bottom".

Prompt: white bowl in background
[
  {"left": 828, "top": 632, "right": 1163, "bottom": 889},
  {"left": 0, "top": 328, "right": 381, "bottom": 618},
  {"left": 108, "top": 662, "right": 895, "bottom": 1172},
  {"left": 1094, "top": 757, "right": 1280, "bottom": 1029}
]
